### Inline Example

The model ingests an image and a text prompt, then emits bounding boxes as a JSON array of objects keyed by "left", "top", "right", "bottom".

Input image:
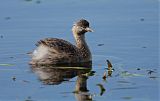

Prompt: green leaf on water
[
  {"left": 96, "top": 83, "right": 106, "bottom": 96},
  {"left": 84, "top": 71, "right": 95, "bottom": 76},
  {"left": 0, "top": 63, "right": 14, "bottom": 66}
]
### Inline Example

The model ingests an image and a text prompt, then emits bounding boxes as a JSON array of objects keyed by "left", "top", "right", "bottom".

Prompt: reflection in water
[
  {"left": 74, "top": 75, "right": 92, "bottom": 101},
  {"left": 30, "top": 62, "right": 93, "bottom": 101},
  {"left": 30, "top": 63, "right": 92, "bottom": 85}
]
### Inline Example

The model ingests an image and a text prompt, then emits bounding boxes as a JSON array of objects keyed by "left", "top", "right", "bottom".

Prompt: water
[{"left": 0, "top": 0, "right": 159, "bottom": 101}]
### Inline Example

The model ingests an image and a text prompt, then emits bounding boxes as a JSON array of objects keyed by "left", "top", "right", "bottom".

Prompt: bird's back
[{"left": 30, "top": 38, "right": 82, "bottom": 65}]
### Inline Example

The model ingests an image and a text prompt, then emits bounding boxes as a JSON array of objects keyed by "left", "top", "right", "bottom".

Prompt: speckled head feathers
[{"left": 75, "top": 19, "right": 90, "bottom": 28}]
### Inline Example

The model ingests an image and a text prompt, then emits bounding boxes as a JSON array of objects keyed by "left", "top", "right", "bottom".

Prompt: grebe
[{"left": 30, "top": 19, "right": 93, "bottom": 65}]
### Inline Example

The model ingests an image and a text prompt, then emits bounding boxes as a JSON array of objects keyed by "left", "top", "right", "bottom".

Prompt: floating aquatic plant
[
  {"left": 12, "top": 76, "right": 16, "bottom": 81},
  {"left": 147, "top": 70, "right": 156, "bottom": 75},
  {"left": 106, "top": 60, "right": 112, "bottom": 68},
  {"left": 83, "top": 71, "right": 95, "bottom": 77},
  {"left": 25, "top": 96, "right": 33, "bottom": 101},
  {"left": 106, "top": 60, "right": 114, "bottom": 77},
  {"left": 0, "top": 63, "right": 14, "bottom": 66},
  {"left": 96, "top": 83, "right": 106, "bottom": 96},
  {"left": 97, "top": 44, "right": 104, "bottom": 46},
  {"left": 102, "top": 71, "right": 107, "bottom": 80}
]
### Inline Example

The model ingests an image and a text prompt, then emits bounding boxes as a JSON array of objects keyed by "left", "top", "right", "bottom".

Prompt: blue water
[{"left": 0, "top": 0, "right": 159, "bottom": 101}]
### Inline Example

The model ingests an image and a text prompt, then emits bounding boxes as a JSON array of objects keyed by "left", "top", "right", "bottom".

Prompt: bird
[{"left": 29, "top": 19, "right": 93, "bottom": 65}]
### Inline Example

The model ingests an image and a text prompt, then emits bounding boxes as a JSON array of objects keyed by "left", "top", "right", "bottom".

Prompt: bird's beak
[{"left": 85, "top": 27, "right": 94, "bottom": 32}]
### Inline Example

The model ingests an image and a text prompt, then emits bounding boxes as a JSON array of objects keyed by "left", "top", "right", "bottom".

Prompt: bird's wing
[{"left": 36, "top": 38, "right": 78, "bottom": 55}]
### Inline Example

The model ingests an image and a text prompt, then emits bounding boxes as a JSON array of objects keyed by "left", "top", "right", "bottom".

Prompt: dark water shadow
[{"left": 30, "top": 62, "right": 93, "bottom": 101}]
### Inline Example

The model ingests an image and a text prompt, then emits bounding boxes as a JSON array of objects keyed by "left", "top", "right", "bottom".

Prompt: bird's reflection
[
  {"left": 74, "top": 75, "right": 92, "bottom": 101},
  {"left": 30, "top": 62, "right": 93, "bottom": 101}
]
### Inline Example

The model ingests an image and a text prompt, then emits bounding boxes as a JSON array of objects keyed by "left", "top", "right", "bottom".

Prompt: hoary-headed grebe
[{"left": 30, "top": 19, "right": 93, "bottom": 65}]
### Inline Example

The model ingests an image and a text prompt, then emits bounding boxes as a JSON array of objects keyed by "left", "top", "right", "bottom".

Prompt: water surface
[{"left": 0, "top": 0, "right": 159, "bottom": 101}]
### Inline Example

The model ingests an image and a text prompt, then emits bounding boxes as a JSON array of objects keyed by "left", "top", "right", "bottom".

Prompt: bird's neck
[{"left": 73, "top": 33, "right": 91, "bottom": 60}]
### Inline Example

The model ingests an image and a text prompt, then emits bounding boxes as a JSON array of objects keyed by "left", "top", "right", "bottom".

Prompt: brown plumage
[
  {"left": 36, "top": 38, "right": 78, "bottom": 54},
  {"left": 29, "top": 19, "right": 93, "bottom": 65}
]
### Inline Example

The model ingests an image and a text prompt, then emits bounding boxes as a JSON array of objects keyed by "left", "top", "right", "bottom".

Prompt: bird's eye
[{"left": 81, "top": 27, "right": 85, "bottom": 30}]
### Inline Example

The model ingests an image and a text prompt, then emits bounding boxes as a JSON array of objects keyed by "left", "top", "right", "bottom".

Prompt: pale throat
[
  {"left": 72, "top": 26, "right": 87, "bottom": 48},
  {"left": 72, "top": 26, "right": 91, "bottom": 60}
]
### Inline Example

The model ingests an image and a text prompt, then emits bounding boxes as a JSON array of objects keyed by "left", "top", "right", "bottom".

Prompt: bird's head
[{"left": 72, "top": 19, "right": 93, "bottom": 36}]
